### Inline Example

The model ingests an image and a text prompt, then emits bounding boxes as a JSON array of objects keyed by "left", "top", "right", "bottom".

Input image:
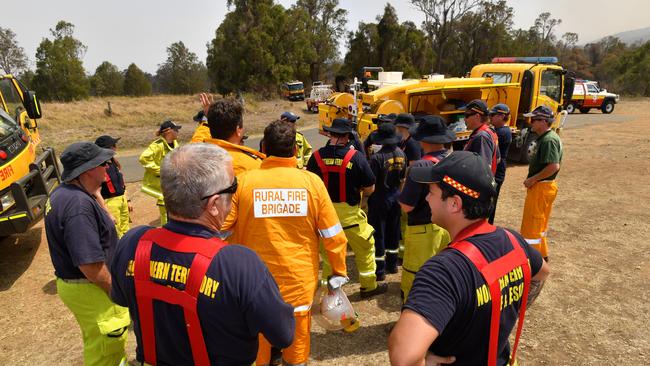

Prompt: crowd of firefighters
[{"left": 43, "top": 93, "right": 562, "bottom": 365}]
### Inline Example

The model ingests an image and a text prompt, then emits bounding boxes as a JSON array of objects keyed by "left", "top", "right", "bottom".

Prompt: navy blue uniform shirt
[
  {"left": 404, "top": 227, "right": 544, "bottom": 365},
  {"left": 465, "top": 127, "right": 500, "bottom": 173},
  {"left": 45, "top": 183, "right": 118, "bottom": 279},
  {"left": 110, "top": 220, "right": 295, "bottom": 366},
  {"left": 369, "top": 144, "right": 406, "bottom": 202},
  {"left": 100, "top": 159, "right": 126, "bottom": 198},
  {"left": 494, "top": 126, "right": 512, "bottom": 183},
  {"left": 400, "top": 136, "right": 423, "bottom": 166},
  {"left": 399, "top": 150, "right": 449, "bottom": 226},
  {"left": 307, "top": 144, "right": 376, "bottom": 206}
]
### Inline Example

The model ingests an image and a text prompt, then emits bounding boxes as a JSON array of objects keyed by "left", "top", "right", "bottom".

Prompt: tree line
[{"left": 1, "top": 0, "right": 649, "bottom": 102}]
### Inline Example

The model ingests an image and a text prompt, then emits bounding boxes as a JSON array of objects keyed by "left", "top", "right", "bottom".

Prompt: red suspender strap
[
  {"left": 449, "top": 221, "right": 531, "bottom": 366},
  {"left": 338, "top": 149, "right": 357, "bottom": 202},
  {"left": 505, "top": 230, "right": 531, "bottom": 365},
  {"left": 134, "top": 228, "right": 227, "bottom": 366},
  {"left": 314, "top": 149, "right": 357, "bottom": 202},
  {"left": 104, "top": 171, "right": 116, "bottom": 194},
  {"left": 313, "top": 151, "right": 328, "bottom": 187},
  {"left": 422, "top": 155, "right": 440, "bottom": 164}
]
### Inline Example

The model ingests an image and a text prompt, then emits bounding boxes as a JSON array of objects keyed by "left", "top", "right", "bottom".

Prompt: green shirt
[{"left": 528, "top": 129, "right": 562, "bottom": 180}]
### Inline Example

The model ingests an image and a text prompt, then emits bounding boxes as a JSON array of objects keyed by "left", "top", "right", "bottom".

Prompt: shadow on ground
[
  {"left": 310, "top": 322, "right": 391, "bottom": 360},
  {"left": 0, "top": 228, "right": 42, "bottom": 291}
]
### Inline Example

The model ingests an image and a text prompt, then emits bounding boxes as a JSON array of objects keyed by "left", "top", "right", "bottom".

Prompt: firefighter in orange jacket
[
  {"left": 201, "top": 95, "right": 265, "bottom": 176},
  {"left": 222, "top": 120, "right": 348, "bottom": 366}
]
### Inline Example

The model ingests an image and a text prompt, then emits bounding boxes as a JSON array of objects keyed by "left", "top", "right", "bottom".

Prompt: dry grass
[{"left": 38, "top": 94, "right": 319, "bottom": 154}]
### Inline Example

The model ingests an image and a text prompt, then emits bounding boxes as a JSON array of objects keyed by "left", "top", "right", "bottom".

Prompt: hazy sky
[{"left": 3, "top": 0, "right": 649, "bottom": 74}]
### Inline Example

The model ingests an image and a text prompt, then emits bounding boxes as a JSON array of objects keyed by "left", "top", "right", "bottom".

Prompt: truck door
[
  {"left": 583, "top": 83, "right": 601, "bottom": 107},
  {"left": 0, "top": 77, "right": 41, "bottom": 145},
  {"left": 536, "top": 69, "right": 563, "bottom": 112}
]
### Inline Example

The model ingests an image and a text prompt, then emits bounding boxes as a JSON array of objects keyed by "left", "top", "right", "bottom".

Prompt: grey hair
[{"left": 160, "top": 143, "right": 233, "bottom": 219}]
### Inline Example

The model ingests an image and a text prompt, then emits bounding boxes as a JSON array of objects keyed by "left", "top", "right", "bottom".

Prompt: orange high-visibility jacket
[
  {"left": 222, "top": 156, "right": 347, "bottom": 307},
  {"left": 190, "top": 123, "right": 211, "bottom": 143},
  {"left": 203, "top": 137, "right": 266, "bottom": 177}
]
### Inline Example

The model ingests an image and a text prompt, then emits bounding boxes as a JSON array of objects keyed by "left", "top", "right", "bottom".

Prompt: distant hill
[{"left": 590, "top": 26, "right": 650, "bottom": 45}]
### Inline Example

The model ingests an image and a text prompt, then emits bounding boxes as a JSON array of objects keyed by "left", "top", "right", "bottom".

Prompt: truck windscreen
[{"left": 0, "top": 110, "right": 18, "bottom": 139}]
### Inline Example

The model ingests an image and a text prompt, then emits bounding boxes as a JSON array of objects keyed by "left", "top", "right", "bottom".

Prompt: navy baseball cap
[
  {"left": 524, "top": 105, "right": 555, "bottom": 122},
  {"left": 280, "top": 111, "right": 300, "bottom": 123},
  {"left": 94, "top": 135, "right": 120, "bottom": 148},
  {"left": 409, "top": 151, "right": 496, "bottom": 201},
  {"left": 489, "top": 103, "right": 511, "bottom": 115},
  {"left": 159, "top": 120, "right": 182, "bottom": 133},
  {"left": 460, "top": 99, "right": 489, "bottom": 116}
]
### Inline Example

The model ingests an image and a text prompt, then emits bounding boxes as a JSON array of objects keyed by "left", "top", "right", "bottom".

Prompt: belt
[{"left": 59, "top": 277, "right": 91, "bottom": 284}]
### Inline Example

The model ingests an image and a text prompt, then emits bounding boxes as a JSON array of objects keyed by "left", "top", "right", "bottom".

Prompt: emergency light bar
[{"left": 491, "top": 57, "right": 558, "bottom": 64}]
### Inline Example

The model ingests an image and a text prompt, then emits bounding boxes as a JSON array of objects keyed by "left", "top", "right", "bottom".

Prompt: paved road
[
  {"left": 120, "top": 126, "right": 328, "bottom": 183},
  {"left": 119, "top": 111, "right": 630, "bottom": 183}
]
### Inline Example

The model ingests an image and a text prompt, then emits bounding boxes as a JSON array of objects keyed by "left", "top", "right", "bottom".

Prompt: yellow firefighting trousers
[
  {"left": 257, "top": 308, "right": 310, "bottom": 366},
  {"left": 105, "top": 195, "right": 130, "bottom": 237},
  {"left": 521, "top": 181, "right": 558, "bottom": 258},
  {"left": 56, "top": 278, "right": 130, "bottom": 366},
  {"left": 401, "top": 223, "right": 450, "bottom": 302},
  {"left": 321, "top": 202, "right": 377, "bottom": 291}
]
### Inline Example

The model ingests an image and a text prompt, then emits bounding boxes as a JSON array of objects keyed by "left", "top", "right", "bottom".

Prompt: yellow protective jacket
[
  {"left": 190, "top": 122, "right": 211, "bottom": 143},
  {"left": 139, "top": 138, "right": 178, "bottom": 201},
  {"left": 203, "top": 137, "right": 266, "bottom": 177},
  {"left": 222, "top": 156, "right": 347, "bottom": 308},
  {"left": 295, "top": 132, "right": 313, "bottom": 169}
]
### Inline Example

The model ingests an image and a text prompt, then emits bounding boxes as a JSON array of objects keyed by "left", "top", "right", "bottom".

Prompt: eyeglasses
[
  {"left": 99, "top": 161, "right": 110, "bottom": 167},
  {"left": 201, "top": 176, "right": 238, "bottom": 200}
]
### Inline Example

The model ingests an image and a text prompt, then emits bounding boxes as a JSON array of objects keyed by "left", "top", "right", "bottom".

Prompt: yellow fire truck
[
  {"left": 319, "top": 57, "right": 574, "bottom": 162},
  {"left": 0, "top": 74, "right": 60, "bottom": 236}
]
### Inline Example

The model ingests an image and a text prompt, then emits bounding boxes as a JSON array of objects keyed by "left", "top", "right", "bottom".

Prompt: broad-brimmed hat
[
  {"left": 280, "top": 111, "right": 300, "bottom": 123},
  {"left": 61, "top": 142, "right": 115, "bottom": 182},
  {"left": 372, "top": 122, "right": 401, "bottom": 145},
  {"left": 323, "top": 118, "right": 353, "bottom": 135},
  {"left": 409, "top": 151, "right": 496, "bottom": 202},
  {"left": 372, "top": 113, "right": 397, "bottom": 124},
  {"left": 489, "top": 103, "right": 510, "bottom": 115},
  {"left": 159, "top": 120, "right": 182, "bottom": 133},
  {"left": 460, "top": 99, "right": 489, "bottom": 116},
  {"left": 523, "top": 105, "right": 555, "bottom": 122},
  {"left": 394, "top": 113, "right": 416, "bottom": 129},
  {"left": 94, "top": 135, "right": 120, "bottom": 148},
  {"left": 410, "top": 115, "right": 456, "bottom": 144}
]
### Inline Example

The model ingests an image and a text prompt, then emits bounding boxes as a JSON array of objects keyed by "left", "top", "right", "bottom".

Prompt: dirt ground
[{"left": 1, "top": 100, "right": 649, "bottom": 365}]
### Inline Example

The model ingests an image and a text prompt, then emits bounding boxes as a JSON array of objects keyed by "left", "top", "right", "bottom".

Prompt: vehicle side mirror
[
  {"left": 23, "top": 90, "right": 42, "bottom": 119},
  {"left": 563, "top": 76, "right": 575, "bottom": 107}
]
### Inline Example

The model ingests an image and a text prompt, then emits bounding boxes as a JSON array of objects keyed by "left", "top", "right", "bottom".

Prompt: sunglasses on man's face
[
  {"left": 99, "top": 161, "right": 110, "bottom": 167},
  {"left": 201, "top": 177, "right": 238, "bottom": 201}
]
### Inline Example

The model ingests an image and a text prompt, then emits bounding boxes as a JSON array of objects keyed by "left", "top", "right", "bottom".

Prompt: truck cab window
[
  {"left": 0, "top": 109, "right": 18, "bottom": 138},
  {"left": 483, "top": 72, "right": 512, "bottom": 83},
  {"left": 540, "top": 70, "right": 562, "bottom": 102},
  {"left": 0, "top": 79, "right": 24, "bottom": 122},
  {"left": 587, "top": 84, "right": 599, "bottom": 93}
]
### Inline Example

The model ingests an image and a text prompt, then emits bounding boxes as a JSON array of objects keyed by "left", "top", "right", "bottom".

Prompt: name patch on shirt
[{"left": 253, "top": 189, "right": 308, "bottom": 218}]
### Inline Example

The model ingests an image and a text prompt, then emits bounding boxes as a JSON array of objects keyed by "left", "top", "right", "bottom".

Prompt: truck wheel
[
  {"left": 519, "top": 131, "right": 538, "bottom": 164},
  {"left": 565, "top": 103, "right": 576, "bottom": 114},
  {"left": 601, "top": 100, "right": 615, "bottom": 114},
  {"left": 579, "top": 107, "right": 590, "bottom": 114}
]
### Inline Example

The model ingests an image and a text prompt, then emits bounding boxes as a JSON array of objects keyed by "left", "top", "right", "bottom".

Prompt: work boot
[
  {"left": 376, "top": 272, "right": 386, "bottom": 282},
  {"left": 360, "top": 283, "right": 388, "bottom": 299},
  {"left": 386, "top": 265, "right": 398, "bottom": 274}
]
